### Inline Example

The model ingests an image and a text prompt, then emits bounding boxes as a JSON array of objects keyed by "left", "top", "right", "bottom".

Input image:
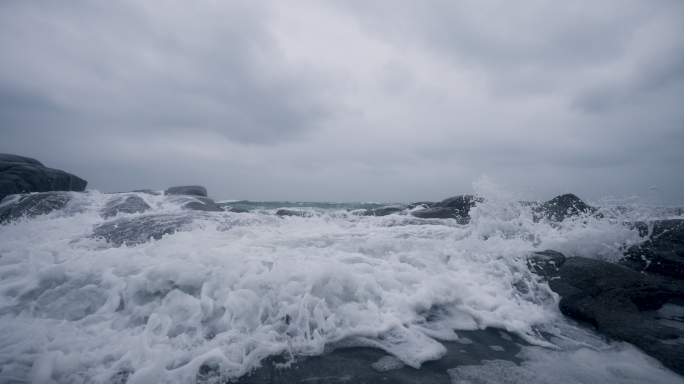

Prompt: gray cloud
[
  {"left": 1, "top": 0, "right": 683, "bottom": 204},
  {"left": 0, "top": 0, "right": 333, "bottom": 145}
]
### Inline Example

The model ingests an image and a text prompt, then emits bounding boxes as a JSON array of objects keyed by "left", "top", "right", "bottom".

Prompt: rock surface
[
  {"left": 276, "top": 209, "right": 316, "bottom": 218},
  {"left": 101, "top": 195, "right": 151, "bottom": 219},
  {"left": 622, "top": 219, "right": 684, "bottom": 280},
  {"left": 533, "top": 193, "right": 595, "bottom": 222},
  {"left": 535, "top": 251, "right": 684, "bottom": 376},
  {"left": 362, "top": 206, "right": 404, "bottom": 216},
  {"left": 164, "top": 185, "right": 208, "bottom": 197},
  {"left": 0, "top": 192, "right": 71, "bottom": 224},
  {"left": 0, "top": 153, "right": 87, "bottom": 201},
  {"left": 92, "top": 214, "right": 193, "bottom": 247},
  {"left": 410, "top": 195, "right": 481, "bottom": 223}
]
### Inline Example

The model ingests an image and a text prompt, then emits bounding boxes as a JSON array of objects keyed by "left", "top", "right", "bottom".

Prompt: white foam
[
  {"left": 449, "top": 343, "right": 684, "bottom": 384},
  {"left": 0, "top": 184, "right": 674, "bottom": 383}
]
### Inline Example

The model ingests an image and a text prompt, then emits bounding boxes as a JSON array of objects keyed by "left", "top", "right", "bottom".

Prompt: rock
[
  {"left": 102, "top": 196, "right": 151, "bottom": 219},
  {"left": 0, "top": 153, "right": 87, "bottom": 201},
  {"left": 162, "top": 186, "right": 222, "bottom": 212},
  {"left": 407, "top": 202, "right": 435, "bottom": 210},
  {"left": 164, "top": 186, "right": 207, "bottom": 197},
  {"left": 362, "top": 206, "right": 404, "bottom": 216},
  {"left": 622, "top": 219, "right": 684, "bottom": 280},
  {"left": 410, "top": 195, "right": 481, "bottom": 223},
  {"left": 224, "top": 207, "right": 250, "bottom": 213},
  {"left": 0, "top": 192, "right": 70, "bottom": 224},
  {"left": 92, "top": 214, "right": 193, "bottom": 247},
  {"left": 536, "top": 253, "right": 684, "bottom": 376},
  {"left": 276, "top": 209, "right": 316, "bottom": 218},
  {"left": 182, "top": 197, "right": 223, "bottom": 212},
  {"left": 533, "top": 194, "right": 595, "bottom": 222},
  {"left": 526, "top": 250, "right": 566, "bottom": 278}
]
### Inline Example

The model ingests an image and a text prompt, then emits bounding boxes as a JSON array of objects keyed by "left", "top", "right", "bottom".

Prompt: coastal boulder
[
  {"left": 533, "top": 252, "right": 684, "bottom": 376},
  {"left": 533, "top": 194, "right": 594, "bottom": 222},
  {"left": 410, "top": 195, "right": 481, "bottom": 223},
  {"left": 621, "top": 219, "right": 684, "bottom": 280},
  {"left": 164, "top": 185, "right": 222, "bottom": 212},
  {"left": 0, "top": 153, "right": 87, "bottom": 202}
]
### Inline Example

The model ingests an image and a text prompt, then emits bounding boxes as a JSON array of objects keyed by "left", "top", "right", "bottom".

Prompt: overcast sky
[{"left": 1, "top": 0, "right": 683, "bottom": 204}]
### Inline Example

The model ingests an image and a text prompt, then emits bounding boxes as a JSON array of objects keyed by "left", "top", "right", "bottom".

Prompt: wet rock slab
[
  {"left": 537, "top": 251, "right": 684, "bottom": 375},
  {"left": 221, "top": 329, "right": 528, "bottom": 384},
  {"left": 0, "top": 192, "right": 71, "bottom": 225}
]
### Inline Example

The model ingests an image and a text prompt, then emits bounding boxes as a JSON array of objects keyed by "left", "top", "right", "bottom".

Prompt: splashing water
[{"left": 0, "top": 179, "right": 681, "bottom": 383}]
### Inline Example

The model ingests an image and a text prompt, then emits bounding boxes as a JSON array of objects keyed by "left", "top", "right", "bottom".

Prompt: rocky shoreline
[{"left": 2, "top": 152, "right": 684, "bottom": 379}]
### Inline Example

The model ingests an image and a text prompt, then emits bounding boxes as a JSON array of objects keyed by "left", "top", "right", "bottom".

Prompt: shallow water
[{"left": 0, "top": 180, "right": 682, "bottom": 383}]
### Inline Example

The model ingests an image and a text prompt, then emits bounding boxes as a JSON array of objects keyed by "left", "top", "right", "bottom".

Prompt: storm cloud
[{"left": 1, "top": 0, "right": 683, "bottom": 204}]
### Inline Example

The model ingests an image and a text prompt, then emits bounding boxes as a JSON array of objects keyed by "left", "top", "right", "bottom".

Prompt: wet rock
[
  {"left": 362, "top": 206, "right": 404, "bottom": 216},
  {"left": 0, "top": 153, "right": 87, "bottom": 201},
  {"left": 526, "top": 250, "right": 566, "bottom": 279},
  {"left": 622, "top": 219, "right": 684, "bottom": 280},
  {"left": 182, "top": 197, "right": 223, "bottom": 212},
  {"left": 102, "top": 196, "right": 151, "bottom": 219},
  {"left": 0, "top": 192, "right": 70, "bottom": 224},
  {"left": 407, "top": 201, "right": 435, "bottom": 210},
  {"left": 538, "top": 254, "right": 684, "bottom": 375},
  {"left": 224, "top": 207, "right": 250, "bottom": 213},
  {"left": 233, "top": 328, "right": 528, "bottom": 384},
  {"left": 276, "top": 209, "right": 316, "bottom": 218},
  {"left": 533, "top": 194, "right": 595, "bottom": 222},
  {"left": 410, "top": 195, "right": 482, "bottom": 222},
  {"left": 164, "top": 185, "right": 207, "bottom": 197},
  {"left": 92, "top": 214, "right": 193, "bottom": 247}
]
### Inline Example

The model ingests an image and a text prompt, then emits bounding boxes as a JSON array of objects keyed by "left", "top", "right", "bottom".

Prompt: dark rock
[
  {"left": 92, "top": 214, "right": 193, "bottom": 247},
  {"left": 0, "top": 192, "right": 70, "bottom": 224},
  {"left": 538, "top": 254, "right": 684, "bottom": 375},
  {"left": 276, "top": 209, "right": 316, "bottom": 218},
  {"left": 534, "top": 194, "right": 595, "bottom": 222},
  {"left": 234, "top": 329, "right": 528, "bottom": 384},
  {"left": 411, "top": 207, "right": 462, "bottom": 220},
  {"left": 410, "top": 195, "right": 482, "bottom": 223},
  {"left": 225, "top": 207, "right": 250, "bottom": 213},
  {"left": 407, "top": 201, "right": 435, "bottom": 210},
  {"left": 622, "top": 219, "right": 684, "bottom": 280},
  {"left": 362, "top": 206, "right": 404, "bottom": 216},
  {"left": 182, "top": 196, "right": 223, "bottom": 212},
  {"left": 0, "top": 153, "right": 87, "bottom": 201},
  {"left": 164, "top": 186, "right": 207, "bottom": 197},
  {"left": 526, "top": 250, "right": 566, "bottom": 279},
  {"left": 433, "top": 195, "right": 483, "bottom": 210},
  {"left": 102, "top": 196, "right": 151, "bottom": 219}
]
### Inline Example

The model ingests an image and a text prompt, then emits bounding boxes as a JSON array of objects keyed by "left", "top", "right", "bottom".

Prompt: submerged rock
[
  {"left": 276, "top": 209, "right": 316, "bottom": 218},
  {"left": 535, "top": 252, "right": 684, "bottom": 375},
  {"left": 92, "top": 214, "right": 193, "bottom": 247},
  {"left": 0, "top": 153, "right": 87, "bottom": 201},
  {"left": 622, "top": 219, "right": 684, "bottom": 280},
  {"left": 101, "top": 196, "right": 151, "bottom": 219},
  {"left": 362, "top": 206, "right": 405, "bottom": 216},
  {"left": 0, "top": 192, "right": 71, "bottom": 224}
]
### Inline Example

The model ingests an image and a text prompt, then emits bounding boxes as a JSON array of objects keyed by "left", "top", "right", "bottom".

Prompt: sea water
[{"left": 0, "top": 179, "right": 682, "bottom": 383}]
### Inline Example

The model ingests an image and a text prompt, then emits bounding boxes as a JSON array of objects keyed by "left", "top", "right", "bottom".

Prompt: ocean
[{"left": 1, "top": 180, "right": 683, "bottom": 383}]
